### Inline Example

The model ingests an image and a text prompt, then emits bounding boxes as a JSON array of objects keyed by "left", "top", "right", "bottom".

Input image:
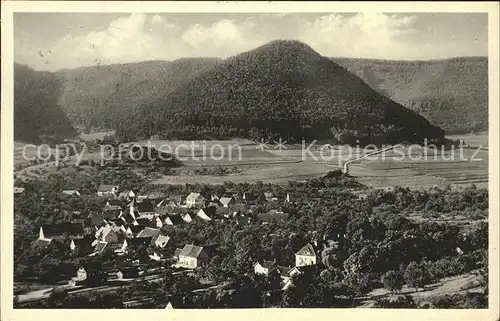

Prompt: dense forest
[
  {"left": 56, "top": 58, "right": 222, "bottom": 133},
  {"left": 114, "top": 40, "right": 444, "bottom": 144},
  {"left": 13, "top": 42, "right": 487, "bottom": 143},
  {"left": 334, "top": 57, "right": 488, "bottom": 134},
  {"left": 14, "top": 64, "right": 77, "bottom": 144}
]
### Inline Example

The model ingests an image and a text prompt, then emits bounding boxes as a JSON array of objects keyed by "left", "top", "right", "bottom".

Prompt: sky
[{"left": 14, "top": 12, "right": 488, "bottom": 71}]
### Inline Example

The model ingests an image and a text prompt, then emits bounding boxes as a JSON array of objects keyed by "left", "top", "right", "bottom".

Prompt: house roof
[
  {"left": 94, "top": 241, "right": 108, "bottom": 253},
  {"left": 136, "top": 217, "right": 154, "bottom": 226},
  {"left": 136, "top": 227, "right": 161, "bottom": 239},
  {"left": 219, "top": 197, "right": 233, "bottom": 206},
  {"left": 166, "top": 215, "right": 185, "bottom": 225},
  {"left": 179, "top": 244, "right": 204, "bottom": 258},
  {"left": 295, "top": 243, "right": 316, "bottom": 256},
  {"left": 126, "top": 237, "right": 152, "bottom": 247},
  {"left": 216, "top": 207, "right": 230, "bottom": 215},
  {"left": 255, "top": 260, "right": 276, "bottom": 269},
  {"left": 122, "top": 214, "right": 137, "bottom": 225},
  {"left": 41, "top": 222, "right": 84, "bottom": 237},
  {"left": 256, "top": 211, "right": 289, "bottom": 223},
  {"left": 136, "top": 202, "right": 155, "bottom": 213},
  {"left": 173, "top": 248, "right": 183, "bottom": 258},
  {"left": 98, "top": 184, "right": 117, "bottom": 192},
  {"left": 34, "top": 238, "right": 52, "bottom": 249},
  {"left": 106, "top": 199, "right": 123, "bottom": 206},
  {"left": 186, "top": 192, "right": 204, "bottom": 202},
  {"left": 14, "top": 187, "right": 25, "bottom": 194},
  {"left": 62, "top": 190, "right": 80, "bottom": 195},
  {"left": 127, "top": 225, "right": 145, "bottom": 234},
  {"left": 102, "top": 209, "right": 122, "bottom": 220}
]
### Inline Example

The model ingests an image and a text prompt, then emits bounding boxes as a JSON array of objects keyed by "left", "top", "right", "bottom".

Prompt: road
[{"left": 16, "top": 269, "right": 194, "bottom": 303}]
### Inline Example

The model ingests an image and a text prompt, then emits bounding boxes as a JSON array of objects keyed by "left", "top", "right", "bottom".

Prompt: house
[
  {"left": 295, "top": 243, "right": 317, "bottom": 267},
  {"left": 196, "top": 208, "right": 215, "bottom": 221},
  {"left": 14, "top": 187, "right": 25, "bottom": 195},
  {"left": 86, "top": 212, "right": 107, "bottom": 229},
  {"left": 136, "top": 217, "right": 157, "bottom": 228},
  {"left": 242, "top": 192, "right": 258, "bottom": 205},
  {"left": 135, "top": 202, "right": 156, "bottom": 217},
  {"left": 281, "top": 265, "right": 315, "bottom": 290},
  {"left": 173, "top": 248, "right": 183, "bottom": 261},
  {"left": 106, "top": 199, "right": 123, "bottom": 207},
  {"left": 118, "top": 189, "right": 137, "bottom": 200},
  {"left": 136, "top": 227, "right": 170, "bottom": 248},
  {"left": 33, "top": 238, "right": 52, "bottom": 250},
  {"left": 38, "top": 222, "right": 84, "bottom": 241},
  {"left": 185, "top": 192, "right": 206, "bottom": 208},
  {"left": 216, "top": 207, "right": 231, "bottom": 218},
  {"left": 219, "top": 196, "right": 236, "bottom": 208},
  {"left": 116, "top": 267, "right": 140, "bottom": 280},
  {"left": 102, "top": 208, "right": 122, "bottom": 223},
  {"left": 177, "top": 244, "right": 209, "bottom": 268},
  {"left": 264, "top": 191, "right": 274, "bottom": 201},
  {"left": 125, "top": 225, "right": 145, "bottom": 238},
  {"left": 69, "top": 265, "right": 107, "bottom": 286},
  {"left": 62, "top": 190, "right": 81, "bottom": 197},
  {"left": 97, "top": 184, "right": 119, "bottom": 197},
  {"left": 256, "top": 210, "right": 289, "bottom": 224},
  {"left": 69, "top": 235, "right": 93, "bottom": 254},
  {"left": 162, "top": 215, "right": 186, "bottom": 226},
  {"left": 182, "top": 213, "right": 193, "bottom": 223},
  {"left": 94, "top": 226, "right": 121, "bottom": 243},
  {"left": 122, "top": 237, "right": 152, "bottom": 253},
  {"left": 121, "top": 213, "right": 139, "bottom": 226},
  {"left": 253, "top": 260, "right": 276, "bottom": 275},
  {"left": 236, "top": 215, "right": 252, "bottom": 226}
]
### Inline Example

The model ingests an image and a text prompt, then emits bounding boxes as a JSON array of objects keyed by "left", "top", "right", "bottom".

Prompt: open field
[
  {"left": 14, "top": 132, "right": 488, "bottom": 189},
  {"left": 358, "top": 271, "right": 484, "bottom": 308}
]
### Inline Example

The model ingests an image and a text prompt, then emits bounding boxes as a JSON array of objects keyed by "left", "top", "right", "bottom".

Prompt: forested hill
[
  {"left": 333, "top": 57, "right": 488, "bottom": 134},
  {"left": 115, "top": 40, "right": 444, "bottom": 144},
  {"left": 55, "top": 58, "right": 222, "bottom": 132},
  {"left": 14, "top": 63, "right": 77, "bottom": 144}
]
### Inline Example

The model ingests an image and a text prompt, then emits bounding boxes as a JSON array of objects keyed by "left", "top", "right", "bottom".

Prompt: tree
[
  {"left": 404, "top": 262, "right": 432, "bottom": 291},
  {"left": 383, "top": 270, "right": 404, "bottom": 293}
]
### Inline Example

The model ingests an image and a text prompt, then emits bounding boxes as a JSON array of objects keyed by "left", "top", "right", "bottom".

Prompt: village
[{"left": 19, "top": 183, "right": 338, "bottom": 308}]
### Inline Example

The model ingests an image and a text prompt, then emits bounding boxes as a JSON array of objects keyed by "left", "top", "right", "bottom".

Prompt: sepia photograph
[{"left": 1, "top": 1, "right": 498, "bottom": 319}]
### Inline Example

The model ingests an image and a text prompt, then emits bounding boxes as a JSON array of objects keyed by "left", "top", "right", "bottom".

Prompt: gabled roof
[
  {"left": 14, "top": 187, "right": 25, "bottom": 194},
  {"left": 102, "top": 208, "right": 122, "bottom": 220},
  {"left": 255, "top": 260, "right": 276, "bottom": 269},
  {"left": 126, "top": 225, "right": 145, "bottom": 234},
  {"left": 94, "top": 241, "right": 108, "bottom": 253},
  {"left": 165, "top": 215, "right": 185, "bottom": 225},
  {"left": 106, "top": 199, "right": 123, "bottom": 207},
  {"left": 41, "top": 222, "right": 84, "bottom": 237},
  {"left": 179, "top": 244, "right": 204, "bottom": 258},
  {"left": 186, "top": 192, "right": 204, "bottom": 202},
  {"left": 136, "top": 217, "right": 155, "bottom": 227},
  {"left": 136, "top": 202, "right": 155, "bottom": 213},
  {"left": 62, "top": 190, "right": 80, "bottom": 196},
  {"left": 219, "top": 197, "right": 234, "bottom": 206},
  {"left": 295, "top": 243, "right": 316, "bottom": 256},
  {"left": 136, "top": 227, "right": 161, "bottom": 239},
  {"left": 34, "top": 238, "right": 52, "bottom": 249},
  {"left": 126, "top": 237, "right": 152, "bottom": 247}
]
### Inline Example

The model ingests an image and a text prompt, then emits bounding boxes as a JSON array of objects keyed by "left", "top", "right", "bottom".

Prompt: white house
[
  {"left": 185, "top": 193, "right": 206, "bottom": 208},
  {"left": 295, "top": 243, "right": 317, "bottom": 267},
  {"left": 196, "top": 208, "right": 212, "bottom": 221},
  {"left": 177, "top": 244, "right": 209, "bottom": 269}
]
